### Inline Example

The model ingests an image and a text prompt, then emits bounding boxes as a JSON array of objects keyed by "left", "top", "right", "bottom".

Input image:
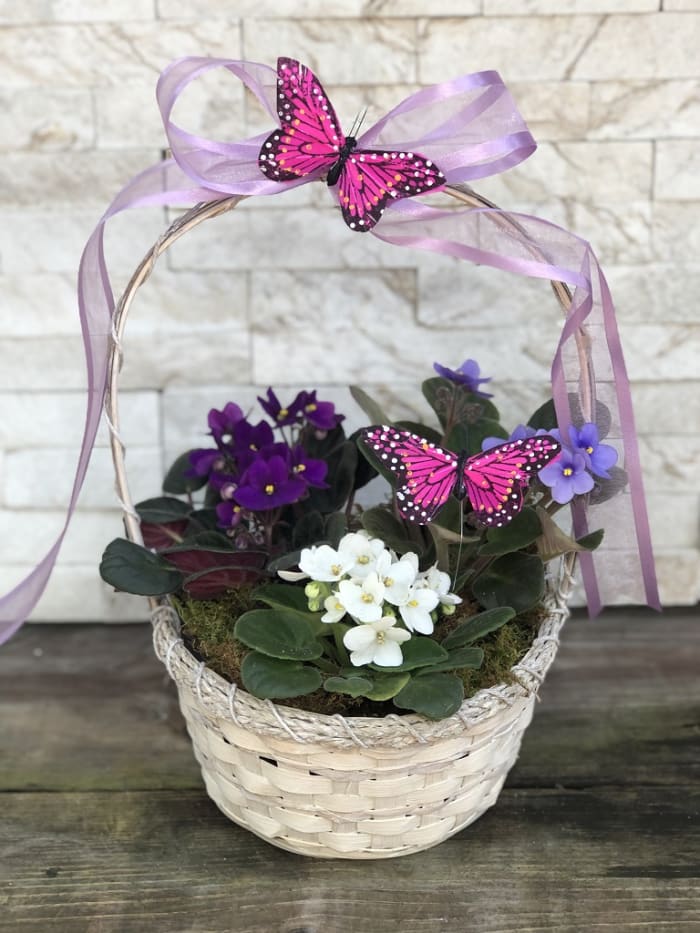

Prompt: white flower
[
  {"left": 337, "top": 532, "right": 386, "bottom": 579},
  {"left": 277, "top": 569, "right": 309, "bottom": 582},
  {"left": 375, "top": 550, "right": 417, "bottom": 606},
  {"left": 344, "top": 616, "right": 411, "bottom": 667},
  {"left": 399, "top": 584, "right": 440, "bottom": 634},
  {"left": 299, "top": 544, "right": 355, "bottom": 582},
  {"left": 421, "top": 565, "right": 462, "bottom": 606},
  {"left": 321, "top": 592, "right": 347, "bottom": 624},
  {"left": 337, "top": 571, "right": 386, "bottom": 623}
]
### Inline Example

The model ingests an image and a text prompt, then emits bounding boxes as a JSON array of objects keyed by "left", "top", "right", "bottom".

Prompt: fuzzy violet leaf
[
  {"left": 360, "top": 507, "right": 418, "bottom": 556},
  {"left": 441, "top": 607, "right": 517, "bottom": 650},
  {"left": 368, "top": 636, "right": 448, "bottom": 673},
  {"left": 323, "top": 674, "right": 374, "bottom": 698},
  {"left": 363, "top": 672, "right": 411, "bottom": 701},
  {"left": 535, "top": 508, "right": 605, "bottom": 561},
  {"left": 234, "top": 609, "right": 324, "bottom": 661},
  {"left": 349, "top": 385, "right": 390, "bottom": 426},
  {"left": 99, "top": 538, "right": 185, "bottom": 596},
  {"left": 416, "top": 646, "right": 484, "bottom": 673},
  {"left": 478, "top": 507, "right": 542, "bottom": 557},
  {"left": 393, "top": 673, "right": 465, "bottom": 719},
  {"left": 240, "top": 653, "right": 323, "bottom": 699},
  {"left": 472, "top": 553, "right": 545, "bottom": 613},
  {"left": 162, "top": 451, "right": 208, "bottom": 495}
]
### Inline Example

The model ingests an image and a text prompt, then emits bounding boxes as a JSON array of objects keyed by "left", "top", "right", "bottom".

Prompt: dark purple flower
[
  {"left": 187, "top": 448, "right": 226, "bottom": 479},
  {"left": 297, "top": 390, "right": 344, "bottom": 431},
  {"left": 208, "top": 402, "right": 244, "bottom": 446},
  {"left": 433, "top": 359, "right": 493, "bottom": 398},
  {"left": 209, "top": 471, "right": 238, "bottom": 498},
  {"left": 233, "top": 455, "right": 307, "bottom": 510},
  {"left": 538, "top": 450, "right": 594, "bottom": 504},
  {"left": 482, "top": 424, "right": 562, "bottom": 452},
  {"left": 289, "top": 445, "right": 329, "bottom": 488},
  {"left": 233, "top": 419, "right": 275, "bottom": 456},
  {"left": 568, "top": 423, "right": 618, "bottom": 479},
  {"left": 216, "top": 500, "right": 244, "bottom": 529},
  {"left": 257, "top": 387, "right": 303, "bottom": 427}
]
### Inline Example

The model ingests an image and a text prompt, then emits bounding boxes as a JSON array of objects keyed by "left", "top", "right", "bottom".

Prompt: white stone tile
[
  {"left": 0, "top": 508, "right": 125, "bottom": 564},
  {"left": 647, "top": 493, "right": 699, "bottom": 550},
  {"left": 606, "top": 263, "right": 700, "bottom": 324},
  {"left": 0, "top": 149, "right": 157, "bottom": 208},
  {"left": 617, "top": 325, "right": 700, "bottom": 381},
  {"left": 0, "top": 21, "right": 242, "bottom": 88},
  {"left": 243, "top": 19, "right": 417, "bottom": 85},
  {"left": 663, "top": 0, "right": 700, "bottom": 9},
  {"left": 654, "top": 551, "right": 700, "bottom": 606},
  {"left": 572, "top": 201, "right": 653, "bottom": 265},
  {"left": 3, "top": 445, "right": 162, "bottom": 509},
  {"left": 0, "top": 0, "right": 156, "bottom": 22},
  {"left": 0, "top": 391, "right": 159, "bottom": 449},
  {"left": 588, "top": 81, "right": 700, "bottom": 140},
  {"left": 160, "top": 0, "right": 477, "bottom": 13},
  {"left": 652, "top": 201, "right": 700, "bottom": 261},
  {"left": 630, "top": 381, "right": 700, "bottom": 435},
  {"left": 471, "top": 142, "right": 653, "bottom": 205},
  {"left": 655, "top": 141, "right": 700, "bottom": 201},
  {"left": 572, "top": 14, "right": 700, "bottom": 80},
  {"left": 418, "top": 16, "right": 600, "bottom": 83},
  {"left": 0, "top": 87, "right": 93, "bottom": 151},
  {"left": 0, "top": 564, "right": 146, "bottom": 621},
  {"left": 636, "top": 435, "right": 700, "bottom": 493},
  {"left": 509, "top": 81, "right": 590, "bottom": 142},
  {"left": 485, "top": 0, "right": 657, "bottom": 10},
  {"left": 96, "top": 68, "right": 247, "bottom": 149},
  {"left": 0, "top": 337, "right": 86, "bottom": 390}
]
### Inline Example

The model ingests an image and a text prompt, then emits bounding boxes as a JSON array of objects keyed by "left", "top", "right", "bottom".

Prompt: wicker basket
[{"left": 105, "top": 187, "right": 581, "bottom": 859}]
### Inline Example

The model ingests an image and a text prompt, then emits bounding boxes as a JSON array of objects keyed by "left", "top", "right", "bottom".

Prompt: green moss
[{"left": 175, "top": 586, "right": 547, "bottom": 717}]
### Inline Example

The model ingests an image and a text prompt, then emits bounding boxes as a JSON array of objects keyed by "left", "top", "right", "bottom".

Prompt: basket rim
[{"left": 151, "top": 565, "right": 573, "bottom": 751}]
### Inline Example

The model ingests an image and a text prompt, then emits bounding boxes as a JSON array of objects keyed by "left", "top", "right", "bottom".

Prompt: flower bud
[
  {"left": 305, "top": 581, "right": 322, "bottom": 600},
  {"left": 441, "top": 603, "right": 457, "bottom": 616},
  {"left": 308, "top": 598, "right": 322, "bottom": 612}
]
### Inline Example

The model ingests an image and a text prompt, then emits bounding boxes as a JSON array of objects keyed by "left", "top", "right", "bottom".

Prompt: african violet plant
[{"left": 100, "top": 360, "right": 620, "bottom": 719}]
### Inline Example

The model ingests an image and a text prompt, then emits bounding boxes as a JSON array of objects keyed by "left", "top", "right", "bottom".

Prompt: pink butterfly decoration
[
  {"left": 361, "top": 426, "right": 561, "bottom": 527},
  {"left": 258, "top": 57, "right": 446, "bottom": 232}
]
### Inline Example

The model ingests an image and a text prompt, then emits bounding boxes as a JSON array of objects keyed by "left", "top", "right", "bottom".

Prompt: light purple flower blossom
[
  {"left": 538, "top": 450, "right": 594, "bottom": 504},
  {"left": 568, "top": 423, "right": 618, "bottom": 479},
  {"left": 433, "top": 359, "right": 493, "bottom": 398},
  {"left": 482, "top": 424, "right": 561, "bottom": 452}
]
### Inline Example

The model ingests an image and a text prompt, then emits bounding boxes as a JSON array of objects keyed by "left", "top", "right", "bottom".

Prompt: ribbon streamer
[{"left": 0, "top": 56, "right": 659, "bottom": 644}]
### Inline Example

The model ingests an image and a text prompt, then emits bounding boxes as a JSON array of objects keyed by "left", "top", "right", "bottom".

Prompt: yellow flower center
[
  {"left": 277, "top": 408, "right": 288, "bottom": 420},
  {"left": 586, "top": 445, "right": 594, "bottom": 454},
  {"left": 294, "top": 462, "right": 306, "bottom": 473},
  {"left": 361, "top": 593, "right": 375, "bottom": 604},
  {"left": 358, "top": 555, "right": 370, "bottom": 565},
  {"left": 384, "top": 576, "right": 394, "bottom": 587},
  {"left": 563, "top": 468, "right": 573, "bottom": 477},
  {"left": 408, "top": 599, "right": 419, "bottom": 608},
  {"left": 264, "top": 484, "right": 275, "bottom": 495},
  {"left": 331, "top": 564, "right": 342, "bottom": 575},
  {"left": 305, "top": 403, "right": 318, "bottom": 413},
  {"left": 376, "top": 632, "right": 386, "bottom": 644}
]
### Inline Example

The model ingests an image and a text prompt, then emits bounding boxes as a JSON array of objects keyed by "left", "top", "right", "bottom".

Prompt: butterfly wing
[
  {"left": 337, "top": 150, "right": 445, "bottom": 231},
  {"left": 362, "top": 425, "right": 458, "bottom": 522},
  {"left": 259, "top": 57, "right": 344, "bottom": 182},
  {"left": 463, "top": 435, "right": 561, "bottom": 527}
]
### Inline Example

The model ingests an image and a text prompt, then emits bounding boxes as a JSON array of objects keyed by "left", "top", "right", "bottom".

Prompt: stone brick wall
[{"left": 0, "top": 2, "right": 697, "bottom": 619}]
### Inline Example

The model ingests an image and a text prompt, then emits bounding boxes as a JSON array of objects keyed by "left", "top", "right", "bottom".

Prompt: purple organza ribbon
[{"left": 0, "top": 57, "right": 659, "bottom": 643}]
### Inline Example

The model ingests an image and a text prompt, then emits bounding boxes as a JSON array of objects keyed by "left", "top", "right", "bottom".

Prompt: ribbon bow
[{"left": 0, "top": 56, "right": 659, "bottom": 644}]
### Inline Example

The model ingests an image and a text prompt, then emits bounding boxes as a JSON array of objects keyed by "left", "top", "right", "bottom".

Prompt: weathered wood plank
[
  {"left": 1, "top": 787, "right": 698, "bottom": 933},
  {"left": 1, "top": 612, "right": 698, "bottom": 792}
]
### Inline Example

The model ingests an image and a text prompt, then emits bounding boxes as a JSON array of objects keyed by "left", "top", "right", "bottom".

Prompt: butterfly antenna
[{"left": 348, "top": 107, "right": 368, "bottom": 139}]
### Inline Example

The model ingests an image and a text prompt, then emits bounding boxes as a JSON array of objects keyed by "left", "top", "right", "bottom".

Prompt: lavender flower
[
  {"left": 433, "top": 359, "right": 493, "bottom": 398},
  {"left": 481, "top": 424, "right": 561, "bottom": 452},
  {"left": 568, "top": 423, "right": 618, "bottom": 479},
  {"left": 538, "top": 450, "right": 594, "bottom": 504}
]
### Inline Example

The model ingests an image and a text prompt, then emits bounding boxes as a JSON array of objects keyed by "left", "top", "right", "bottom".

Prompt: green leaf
[
  {"left": 325, "top": 512, "right": 348, "bottom": 548},
  {"left": 422, "top": 376, "right": 456, "bottom": 428},
  {"left": 349, "top": 385, "right": 389, "bottom": 425},
  {"left": 240, "top": 653, "right": 322, "bottom": 699},
  {"left": 234, "top": 609, "right": 323, "bottom": 660},
  {"left": 349, "top": 429, "right": 379, "bottom": 492},
  {"left": 187, "top": 508, "right": 219, "bottom": 532},
  {"left": 370, "top": 636, "right": 448, "bottom": 673},
  {"left": 417, "top": 646, "right": 484, "bottom": 673},
  {"left": 307, "top": 441, "right": 357, "bottom": 513},
  {"left": 266, "top": 550, "right": 301, "bottom": 574},
  {"left": 590, "top": 466, "right": 628, "bottom": 505},
  {"left": 441, "top": 607, "right": 516, "bottom": 650},
  {"left": 535, "top": 508, "right": 605, "bottom": 561},
  {"left": 393, "top": 673, "right": 464, "bottom": 719},
  {"left": 422, "top": 378, "right": 500, "bottom": 427},
  {"left": 527, "top": 398, "right": 557, "bottom": 431},
  {"left": 134, "top": 496, "right": 191, "bottom": 524},
  {"left": 253, "top": 584, "right": 324, "bottom": 628},
  {"left": 99, "top": 538, "right": 184, "bottom": 596},
  {"left": 472, "top": 552, "right": 545, "bottom": 613},
  {"left": 162, "top": 451, "right": 208, "bottom": 495},
  {"left": 364, "top": 672, "right": 411, "bottom": 701},
  {"left": 323, "top": 675, "right": 374, "bottom": 698},
  {"left": 292, "top": 510, "right": 324, "bottom": 549},
  {"left": 478, "top": 507, "right": 542, "bottom": 556},
  {"left": 360, "top": 507, "right": 417, "bottom": 555},
  {"left": 393, "top": 421, "right": 443, "bottom": 445},
  {"left": 446, "top": 419, "right": 507, "bottom": 457}
]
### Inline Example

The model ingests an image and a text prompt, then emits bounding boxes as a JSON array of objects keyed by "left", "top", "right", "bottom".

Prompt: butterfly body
[
  {"left": 361, "top": 426, "right": 561, "bottom": 527},
  {"left": 258, "top": 58, "right": 446, "bottom": 231}
]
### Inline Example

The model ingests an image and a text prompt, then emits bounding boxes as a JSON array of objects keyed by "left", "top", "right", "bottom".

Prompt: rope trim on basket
[{"left": 149, "top": 562, "right": 571, "bottom": 750}]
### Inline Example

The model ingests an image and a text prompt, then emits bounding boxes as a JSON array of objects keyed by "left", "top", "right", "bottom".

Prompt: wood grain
[{"left": 1, "top": 611, "right": 698, "bottom": 931}]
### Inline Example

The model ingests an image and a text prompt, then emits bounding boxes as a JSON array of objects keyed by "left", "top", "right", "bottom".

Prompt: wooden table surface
[{"left": 1, "top": 610, "right": 698, "bottom": 933}]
